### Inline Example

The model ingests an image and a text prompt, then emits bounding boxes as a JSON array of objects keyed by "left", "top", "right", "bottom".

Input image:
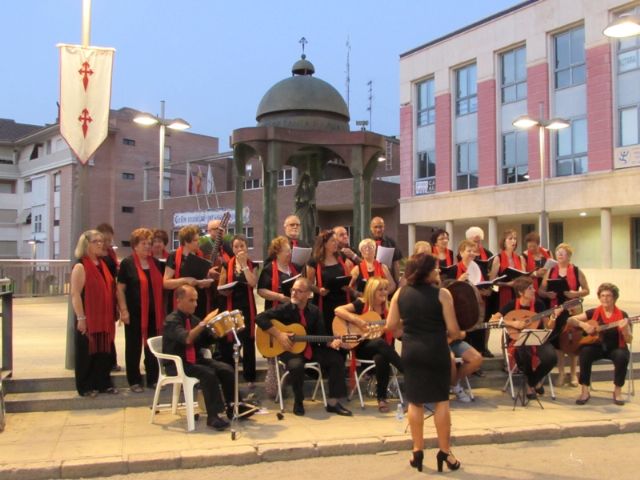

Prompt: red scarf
[
  {"left": 512, "top": 298, "right": 540, "bottom": 371},
  {"left": 477, "top": 244, "right": 488, "bottom": 260},
  {"left": 298, "top": 308, "right": 313, "bottom": 360},
  {"left": 498, "top": 250, "right": 523, "bottom": 307},
  {"left": 132, "top": 253, "right": 165, "bottom": 344},
  {"left": 226, "top": 256, "right": 256, "bottom": 338},
  {"left": 81, "top": 257, "right": 115, "bottom": 354},
  {"left": 173, "top": 246, "right": 206, "bottom": 309},
  {"left": 359, "top": 260, "right": 384, "bottom": 281},
  {"left": 290, "top": 238, "right": 299, "bottom": 248},
  {"left": 525, "top": 248, "right": 550, "bottom": 291},
  {"left": 432, "top": 246, "right": 452, "bottom": 266},
  {"left": 549, "top": 264, "right": 577, "bottom": 307},
  {"left": 315, "top": 257, "right": 351, "bottom": 312},
  {"left": 592, "top": 306, "right": 626, "bottom": 348},
  {"left": 183, "top": 315, "right": 196, "bottom": 364},
  {"left": 270, "top": 260, "right": 298, "bottom": 308}
]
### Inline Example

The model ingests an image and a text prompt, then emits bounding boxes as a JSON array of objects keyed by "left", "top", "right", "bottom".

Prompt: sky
[{"left": 1, "top": 0, "right": 519, "bottom": 143}]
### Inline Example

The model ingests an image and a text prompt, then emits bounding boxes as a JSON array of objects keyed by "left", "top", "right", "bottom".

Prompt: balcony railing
[{"left": 0, "top": 260, "right": 71, "bottom": 297}]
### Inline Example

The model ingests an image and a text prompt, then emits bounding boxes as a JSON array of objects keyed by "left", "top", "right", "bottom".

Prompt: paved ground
[
  {"left": 1, "top": 296, "right": 639, "bottom": 479},
  {"left": 93, "top": 433, "right": 640, "bottom": 480}
]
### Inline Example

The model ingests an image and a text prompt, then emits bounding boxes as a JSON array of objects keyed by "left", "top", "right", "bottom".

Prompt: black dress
[
  {"left": 308, "top": 259, "right": 349, "bottom": 335},
  {"left": 397, "top": 284, "right": 450, "bottom": 404}
]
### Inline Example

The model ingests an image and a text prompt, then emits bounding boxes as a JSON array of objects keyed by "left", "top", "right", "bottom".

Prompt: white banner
[
  {"left": 173, "top": 207, "right": 250, "bottom": 228},
  {"left": 614, "top": 145, "right": 640, "bottom": 169},
  {"left": 58, "top": 44, "right": 115, "bottom": 164}
]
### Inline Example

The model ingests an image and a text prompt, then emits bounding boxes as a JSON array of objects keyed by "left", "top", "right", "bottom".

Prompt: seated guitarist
[
  {"left": 335, "top": 277, "right": 403, "bottom": 413},
  {"left": 494, "top": 276, "right": 558, "bottom": 399},
  {"left": 256, "top": 277, "right": 352, "bottom": 417},
  {"left": 568, "top": 283, "right": 632, "bottom": 406}
]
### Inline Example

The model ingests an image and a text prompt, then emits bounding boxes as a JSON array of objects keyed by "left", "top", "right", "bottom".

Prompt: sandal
[
  {"left": 377, "top": 400, "right": 390, "bottom": 413},
  {"left": 130, "top": 384, "right": 144, "bottom": 393}
]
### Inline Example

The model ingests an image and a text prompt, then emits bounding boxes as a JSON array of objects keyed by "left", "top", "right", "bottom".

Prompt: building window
[
  {"left": 164, "top": 146, "right": 171, "bottom": 162},
  {"left": 53, "top": 173, "right": 61, "bottom": 192},
  {"left": 121, "top": 240, "right": 131, "bottom": 247},
  {"left": 172, "top": 230, "right": 179, "bottom": 250},
  {"left": 550, "top": 222, "right": 564, "bottom": 252},
  {"left": 53, "top": 240, "right": 60, "bottom": 260},
  {"left": 34, "top": 214, "right": 42, "bottom": 233},
  {"left": 122, "top": 172, "right": 135, "bottom": 180},
  {"left": 45, "top": 140, "right": 52, "bottom": 155},
  {"left": 385, "top": 141, "right": 393, "bottom": 171},
  {"left": 456, "top": 141, "right": 478, "bottom": 190},
  {"left": 455, "top": 64, "right": 477, "bottom": 116},
  {"left": 620, "top": 105, "right": 640, "bottom": 146},
  {"left": 554, "top": 26, "right": 585, "bottom": 89},
  {"left": 163, "top": 177, "right": 171, "bottom": 197},
  {"left": 121, "top": 206, "right": 135, "bottom": 213},
  {"left": 227, "top": 226, "right": 254, "bottom": 249},
  {"left": 501, "top": 131, "right": 528, "bottom": 184},
  {"left": 556, "top": 117, "right": 587, "bottom": 176},
  {"left": 30, "top": 144, "right": 40, "bottom": 160},
  {"left": 415, "top": 150, "right": 436, "bottom": 196},
  {"left": 417, "top": 78, "right": 435, "bottom": 126},
  {"left": 24, "top": 180, "right": 32, "bottom": 193},
  {"left": 278, "top": 168, "right": 294, "bottom": 187},
  {"left": 501, "top": 46, "right": 527, "bottom": 103},
  {"left": 0, "top": 180, "right": 16, "bottom": 194},
  {"left": 53, "top": 206, "right": 60, "bottom": 227},
  {"left": 617, "top": 7, "right": 640, "bottom": 73},
  {"left": 243, "top": 178, "right": 262, "bottom": 190},
  {"left": 122, "top": 138, "right": 136, "bottom": 146}
]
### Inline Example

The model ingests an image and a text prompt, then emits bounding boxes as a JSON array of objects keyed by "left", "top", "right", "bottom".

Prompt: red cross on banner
[{"left": 58, "top": 44, "right": 115, "bottom": 164}]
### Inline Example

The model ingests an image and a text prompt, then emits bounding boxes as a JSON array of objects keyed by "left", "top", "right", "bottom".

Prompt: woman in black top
[
  {"left": 218, "top": 234, "right": 258, "bottom": 385},
  {"left": 257, "top": 236, "right": 299, "bottom": 310},
  {"left": 431, "top": 229, "right": 454, "bottom": 269},
  {"left": 306, "top": 230, "right": 353, "bottom": 333},
  {"left": 116, "top": 228, "right": 165, "bottom": 391},
  {"left": 387, "top": 253, "right": 462, "bottom": 473},
  {"left": 335, "top": 277, "right": 403, "bottom": 412}
]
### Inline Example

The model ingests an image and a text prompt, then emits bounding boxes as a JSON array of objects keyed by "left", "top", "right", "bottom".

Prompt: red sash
[
  {"left": 226, "top": 256, "right": 256, "bottom": 339},
  {"left": 525, "top": 248, "right": 550, "bottom": 291},
  {"left": 511, "top": 298, "right": 540, "bottom": 371},
  {"left": 433, "top": 246, "right": 452, "bottom": 266},
  {"left": 477, "top": 245, "right": 488, "bottom": 261},
  {"left": 315, "top": 258, "right": 351, "bottom": 312},
  {"left": 81, "top": 257, "right": 115, "bottom": 354},
  {"left": 270, "top": 260, "right": 298, "bottom": 308},
  {"left": 132, "top": 253, "right": 165, "bottom": 344},
  {"left": 498, "top": 251, "right": 522, "bottom": 307},
  {"left": 298, "top": 308, "right": 313, "bottom": 360},
  {"left": 592, "top": 306, "right": 626, "bottom": 348},
  {"left": 548, "top": 264, "right": 578, "bottom": 307},
  {"left": 359, "top": 260, "right": 384, "bottom": 282}
]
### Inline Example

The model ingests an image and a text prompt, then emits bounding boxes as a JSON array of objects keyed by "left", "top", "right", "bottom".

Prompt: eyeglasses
[
  {"left": 286, "top": 223, "right": 301, "bottom": 227},
  {"left": 291, "top": 288, "right": 308, "bottom": 294}
]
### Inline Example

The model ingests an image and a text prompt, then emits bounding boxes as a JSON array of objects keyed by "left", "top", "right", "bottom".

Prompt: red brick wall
[
  {"left": 435, "top": 93, "right": 452, "bottom": 192},
  {"left": 478, "top": 79, "right": 497, "bottom": 187},
  {"left": 399, "top": 104, "right": 413, "bottom": 198},
  {"left": 526, "top": 63, "right": 549, "bottom": 180},
  {"left": 586, "top": 44, "right": 613, "bottom": 172}
]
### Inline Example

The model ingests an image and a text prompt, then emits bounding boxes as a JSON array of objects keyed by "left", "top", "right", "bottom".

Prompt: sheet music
[
  {"left": 467, "top": 261, "right": 482, "bottom": 284},
  {"left": 217, "top": 281, "right": 238, "bottom": 291},
  {"left": 291, "top": 247, "right": 312, "bottom": 266},
  {"left": 375, "top": 245, "right": 395, "bottom": 268},
  {"left": 513, "top": 329, "right": 551, "bottom": 347}
]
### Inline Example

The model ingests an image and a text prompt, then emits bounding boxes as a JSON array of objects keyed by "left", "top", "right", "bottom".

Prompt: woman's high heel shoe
[
  {"left": 436, "top": 450, "right": 461, "bottom": 472},
  {"left": 409, "top": 450, "right": 424, "bottom": 472}
]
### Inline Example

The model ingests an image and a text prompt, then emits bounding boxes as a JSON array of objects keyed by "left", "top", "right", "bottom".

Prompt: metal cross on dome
[{"left": 299, "top": 37, "right": 308, "bottom": 54}]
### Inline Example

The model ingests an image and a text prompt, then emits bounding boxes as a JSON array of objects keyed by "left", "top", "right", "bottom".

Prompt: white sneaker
[{"left": 452, "top": 384, "right": 472, "bottom": 403}]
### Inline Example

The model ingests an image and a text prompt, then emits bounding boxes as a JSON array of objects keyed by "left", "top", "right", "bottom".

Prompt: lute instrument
[
  {"left": 498, "top": 298, "right": 582, "bottom": 341},
  {"left": 578, "top": 314, "right": 638, "bottom": 347},
  {"left": 332, "top": 311, "right": 386, "bottom": 349}
]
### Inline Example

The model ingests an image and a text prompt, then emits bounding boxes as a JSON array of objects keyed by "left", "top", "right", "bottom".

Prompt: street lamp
[
  {"left": 603, "top": 13, "right": 640, "bottom": 38},
  {"left": 513, "top": 103, "right": 569, "bottom": 248},
  {"left": 134, "top": 101, "right": 190, "bottom": 228},
  {"left": 27, "top": 238, "right": 43, "bottom": 296}
]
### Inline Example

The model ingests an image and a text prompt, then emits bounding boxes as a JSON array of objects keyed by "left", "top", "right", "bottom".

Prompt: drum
[
  {"left": 445, "top": 280, "right": 481, "bottom": 331},
  {"left": 209, "top": 312, "right": 235, "bottom": 337},
  {"left": 229, "top": 309, "right": 246, "bottom": 332}
]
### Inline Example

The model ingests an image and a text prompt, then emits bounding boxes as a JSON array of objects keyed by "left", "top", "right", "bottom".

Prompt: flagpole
[
  {"left": 65, "top": 0, "right": 92, "bottom": 369},
  {"left": 158, "top": 100, "right": 166, "bottom": 229}
]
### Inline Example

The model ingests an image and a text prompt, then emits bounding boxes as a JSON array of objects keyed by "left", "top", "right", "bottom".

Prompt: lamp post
[
  {"left": 27, "top": 238, "right": 43, "bottom": 296},
  {"left": 603, "top": 13, "right": 640, "bottom": 38},
  {"left": 134, "top": 101, "right": 190, "bottom": 229},
  {"left": 513, "top": 103, "right": 569, "bottom": 248}
]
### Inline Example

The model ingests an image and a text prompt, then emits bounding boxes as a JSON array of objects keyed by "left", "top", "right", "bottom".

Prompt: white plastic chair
[
  {"left": 454, "top": 357, "right": 475, "bottom": 401},
  {"left": 147, "top": 336, "right": 200, "bottom": 432},
  {"left": 589, "top": 324, "right": 635, "bottom": 401},
  {"left": 274, "top": 358, "right": 327, "bottom": 412},
  {"left": 349, "top": 354, "right": 404, "bottom": 409},
  {"left": 501, "top": 328, "right": 555, "bottom": 400}
]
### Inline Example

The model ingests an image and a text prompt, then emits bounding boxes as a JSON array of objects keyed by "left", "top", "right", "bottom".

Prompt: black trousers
[
  {"left": 514, "top": 342, "right": 557, "bottom": 387},
  {"left": 579, "top": 343, "right": 630, "bottom": 387},
  {"left": 124, "top": 316, "right": 158, "bottom": 387},
  {"left": 74, "top": 330, "right": 113, "bottom": 395},
  {"left": 217, "top": 325, "right": 257, "bottom": 382},
  {"left": 355, "top": 338, "right": 403, "bottom": 400},
  {"left": 280, "top": 347, "right": 347, "bottom": 402},
  {"left": 183, "top": 358, "right": 235, "bottom": 416}
]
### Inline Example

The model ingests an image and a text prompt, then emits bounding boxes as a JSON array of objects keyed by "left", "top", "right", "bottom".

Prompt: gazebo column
[
  {"left": 262, "top": 143, "right": 280, "bottom": 259},
  {"left": 233, "top": 147, "right": 244, "bottom": 234},
  {"left": 352, "top": 173, "right": 363, "bottom": 244}
]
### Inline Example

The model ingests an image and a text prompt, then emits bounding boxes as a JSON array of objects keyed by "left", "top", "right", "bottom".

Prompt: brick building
[{"left": 399, "top": 0, "right": 640, "bottom": 269}]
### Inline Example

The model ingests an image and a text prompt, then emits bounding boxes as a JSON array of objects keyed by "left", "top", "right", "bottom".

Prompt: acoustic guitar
[
  {"left": 578, "top": 315, "right": 638, "bottom": 347},
  {"left": 331, "top": 311, "right": 386, "bottom": 349},
  {"left": 256, "top": 319, "right": 363, "bottom": 358},
  {"left": 499, "top": 298, "right": 582, "bottom": 342}
]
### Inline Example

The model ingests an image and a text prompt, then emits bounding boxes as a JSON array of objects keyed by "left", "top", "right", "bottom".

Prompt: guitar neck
[
  {"left": 597, "top": 315, "right": 640, "bottom": 333},
  {"left": 527, "top": 299, "right": 581, "bottom": 325},
  {"left": 291, "top": 335, "right": 338, "bottom": 343}
]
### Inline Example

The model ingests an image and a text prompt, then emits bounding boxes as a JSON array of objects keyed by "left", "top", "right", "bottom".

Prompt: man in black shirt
[
  {"left": 256, "top": 278, "right": 352, "bottom": 417},
  {"left": 162, "top": 285, "right": 256, "bottom": 431},
  {"left": 369, "top": 216, "right": 402, "bottom": 282}
]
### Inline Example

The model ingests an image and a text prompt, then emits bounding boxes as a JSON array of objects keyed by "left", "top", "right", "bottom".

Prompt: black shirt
[
  {"left": 257, "top": 261, "right": 297, "bottom": 310},
  {"left": 162, "top": 310, "right": 216, "bottom": 365},
  {"left": 117, "top": 255, "right": 163, "bottom": 321},
  {"left": 256, "top": 302, "right": 328, "bottom": 348}
]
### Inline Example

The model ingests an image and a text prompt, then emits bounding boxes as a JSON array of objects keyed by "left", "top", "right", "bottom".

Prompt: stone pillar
[
  {"left": 233, "top": 158, "right": 244, "bottom": 234},
  {"left": 262, "top": 143, "right": 280, "bottom": 259},
  {"left": 488, "top": 217, "right": 498, "bottom": 254},
  {"left": 352, "top": 173, "right": 362, "bottom": 245},
  {"left": 601, "top": 208, "right": 612, "bottom": 268},
  {"left": 445, "top": 221, "right": 454, "bottom": 245},
  {"left": 408, "top": 223, "right": 416, "bottom": 255}
]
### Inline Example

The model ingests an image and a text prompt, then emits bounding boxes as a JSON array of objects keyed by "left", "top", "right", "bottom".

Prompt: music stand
[{"left": 512, "top": 329, "right": 551, "bottom": 410}]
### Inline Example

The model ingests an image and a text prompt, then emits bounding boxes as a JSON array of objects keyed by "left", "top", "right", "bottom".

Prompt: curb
[{"left": 1, "top": 417, "right": 639, "bottom": 479}]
